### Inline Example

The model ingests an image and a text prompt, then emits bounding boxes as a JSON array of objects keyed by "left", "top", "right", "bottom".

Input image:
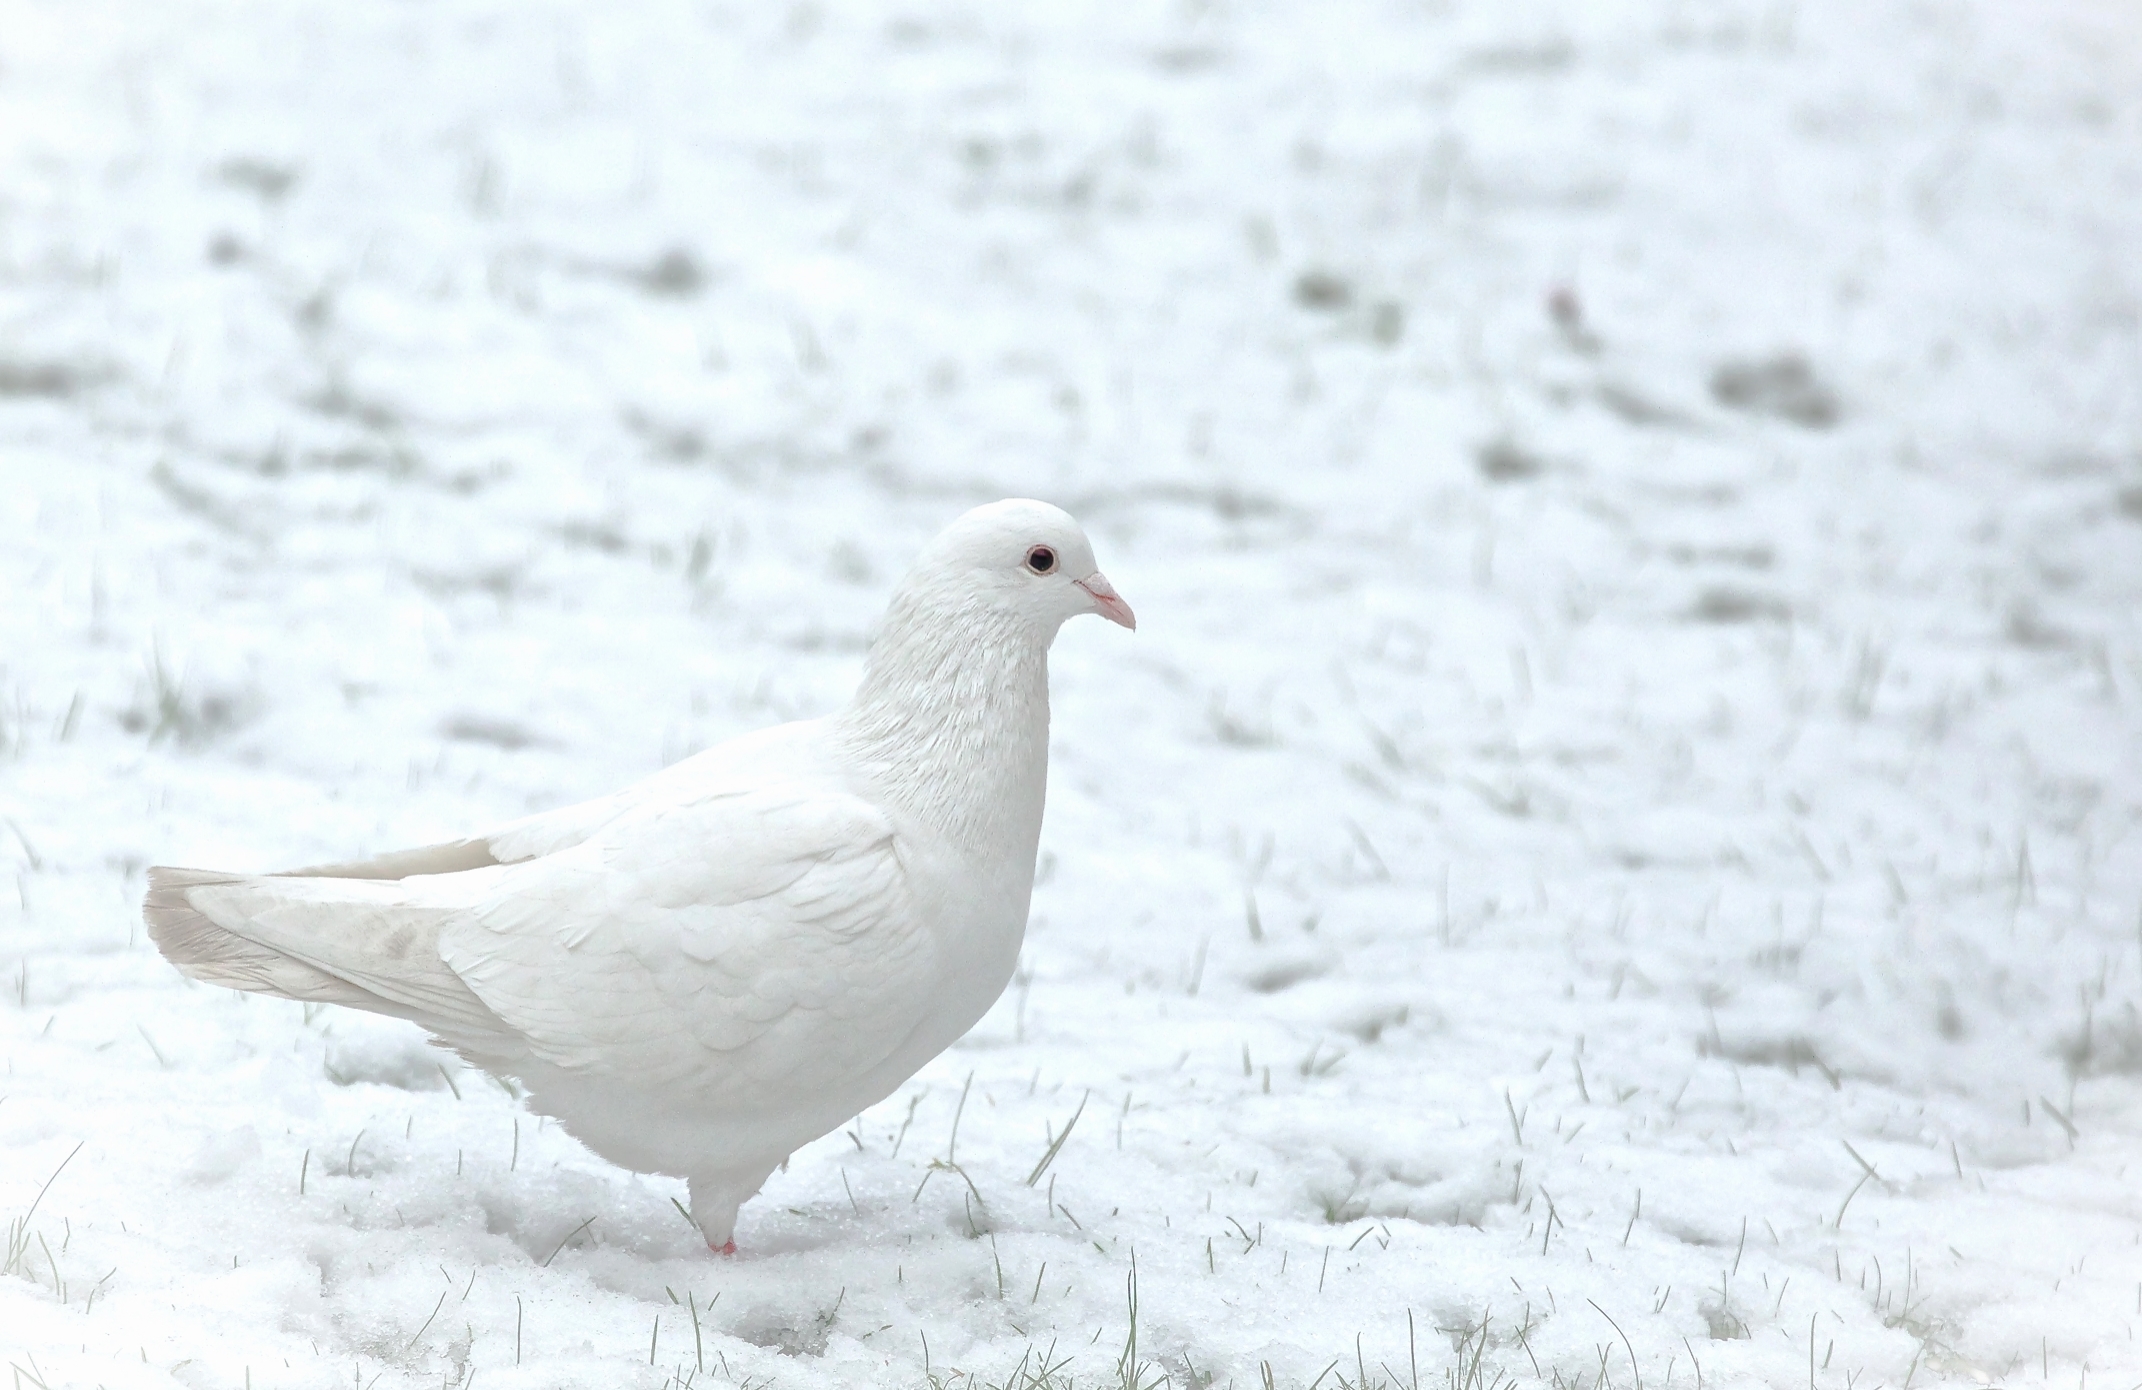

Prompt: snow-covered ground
[{"left": 3, "top": 0, "right": 2141, "bottom": 1384}]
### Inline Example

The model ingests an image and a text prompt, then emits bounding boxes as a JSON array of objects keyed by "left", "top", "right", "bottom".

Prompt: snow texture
[{"left": 2, "top": 0, "right": 2140, "bottom": 1386}]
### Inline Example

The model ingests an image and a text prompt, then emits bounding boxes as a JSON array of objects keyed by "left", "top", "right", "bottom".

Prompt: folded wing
[
  {"left": 439, "top": 784, "right": 926, "bottom": 1091},
  {"left": 149, "top": 777, "right": 926, "bottom": 1096}
]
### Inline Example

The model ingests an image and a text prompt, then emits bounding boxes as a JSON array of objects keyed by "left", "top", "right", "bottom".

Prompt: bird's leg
[{"left": 687, "top": 1171, "right": 758, "bottom": 1257}]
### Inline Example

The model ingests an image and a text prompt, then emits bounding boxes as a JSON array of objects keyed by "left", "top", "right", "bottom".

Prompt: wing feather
[
  {"left": 437, "top": 783, "right": 927, "bottom": 1091},
  {"left": 282, "top": 720, "right": 832, "bottom": 880}
]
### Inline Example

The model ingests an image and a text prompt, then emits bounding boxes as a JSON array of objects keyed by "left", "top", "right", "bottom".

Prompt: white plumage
[{"left": 144, "top": 499, "right": 1134, "bottom": 1252}]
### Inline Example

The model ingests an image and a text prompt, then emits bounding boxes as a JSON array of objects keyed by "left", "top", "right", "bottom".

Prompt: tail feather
[
  {"left": 143, "top": 866, "right": 521, "bottom": 1070},
  {"left": 145, "top": 866, "right": 384, "bottom": 1008}
]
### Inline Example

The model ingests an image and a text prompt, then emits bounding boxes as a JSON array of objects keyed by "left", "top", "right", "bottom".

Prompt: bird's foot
[{"left": 708, "top": 1239, "right": 737, "bottom": 1257}]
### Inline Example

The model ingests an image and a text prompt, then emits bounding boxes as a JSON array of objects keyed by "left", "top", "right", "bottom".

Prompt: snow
[{"left": 2, "top": 0, "right": 2141, "bottom": 1384}]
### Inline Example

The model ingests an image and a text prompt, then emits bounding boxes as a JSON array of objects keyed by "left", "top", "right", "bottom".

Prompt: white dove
[{"left": 145, "top": 498, "right": 1134, "bottom": 1253}]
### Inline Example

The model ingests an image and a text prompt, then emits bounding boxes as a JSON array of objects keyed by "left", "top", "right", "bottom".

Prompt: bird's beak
[{"left": 1075, "top": 573, "right": 1136, "bottom": 630}]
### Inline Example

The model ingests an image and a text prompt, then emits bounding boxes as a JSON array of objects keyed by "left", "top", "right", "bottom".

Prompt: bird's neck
[{"left": 835, "top": 597, "right": 1052, "bottom": 856}]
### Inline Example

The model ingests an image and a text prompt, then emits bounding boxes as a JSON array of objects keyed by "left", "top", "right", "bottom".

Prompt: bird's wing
[
  {"left": 284, "top": 722, "right": 826, "bottom": 880},
  {"left": 436, "top": 783, "right": 929, "bottom": 1089}
]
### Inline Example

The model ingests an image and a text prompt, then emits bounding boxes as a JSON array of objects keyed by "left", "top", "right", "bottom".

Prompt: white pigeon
[{"left": 145, "top": 498, "right": 1134, "bottom": 1253}]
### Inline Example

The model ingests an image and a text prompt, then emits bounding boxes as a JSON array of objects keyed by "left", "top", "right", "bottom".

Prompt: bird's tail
[
  {"left": 144, "top": 865, "right": 521, "bottom": 1069},
  {"left": 144, "top": 866, "right": 383, "bottom": 1007}
]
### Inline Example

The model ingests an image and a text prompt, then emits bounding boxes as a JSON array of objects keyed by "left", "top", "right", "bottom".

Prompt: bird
[{"left": 144, "top": 498, "right": 1134, "bottom": 1254}]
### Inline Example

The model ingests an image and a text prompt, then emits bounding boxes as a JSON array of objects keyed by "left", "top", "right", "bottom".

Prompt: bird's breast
[{"left": 894, "top": 829, "right": 1032, "bottom": 1031}]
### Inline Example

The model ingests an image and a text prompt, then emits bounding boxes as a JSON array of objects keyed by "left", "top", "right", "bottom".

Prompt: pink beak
[{"left": 1075, "top": 572, "right": 1136, "bottom": 630}]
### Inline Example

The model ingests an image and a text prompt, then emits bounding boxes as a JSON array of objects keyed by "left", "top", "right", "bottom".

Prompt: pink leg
[{"left": 688, "top": 1171, "right": 759, "bottom": 1258}]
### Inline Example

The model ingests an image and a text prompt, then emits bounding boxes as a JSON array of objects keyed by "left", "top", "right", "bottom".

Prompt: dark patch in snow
[
  {"left": 1142, "top": 482, "right": 1294, "bottom": 521},
  {"left": 0, "top": 358, "right": 102, "bottom": 398},
  {"left": 1310, "top": 1183, "right": 1369, "bottom": 1224},
  {"left": 215, "top": 156, "right": 300, "bottom": 200},
  {"left": 828, "top": 540, "right": 874, "bottom": 585},
  {"left": 1241, "top": 954, "right": 1331, "bottom": 993},
  {"left": 2005, "top": 603, "right": 2072, "bottom": 649},
  {"left": 440, "top": 714, "right": 545, "bottom": 750},
  {"left": 1368, "top": 301, "right": 1406, "bottom": 345},
  {"left": 119, "top": 653, "right": 253, "bottom": 747},
  {"left": 1547, "top": 285, "right": 1602, "bottom": 352},
  {"left": 631, "top": 247, "right": 710, "bottom": 297},
  {"left": 1689, "top": 586, "right": 1791, "bottom": 623},
  {"left": 151, "top": 462, "right": 269, "bottom": 539},
  {"left": 1077, "top": 483, "right": 1311, "bottom": 547},
  {"left": 2061, "top": 1002, "right": 2142, "bottom": 1077},
  {"left": 776, "top": 625, "right": 871, "bottom": 654},
  {"left": 1154, "top": 44, "right": 1226, "bottom": 73},
  {"left": 304, "top": 382, "right": 402, "bottom": 432},
  {"left": 1667, "top": 543, "right": 1774, "bottom": 569},
  {"left": 295, "top": 286, "right": 333, "bottom": 333},
  {"left": 305, "top": 444, "right": 423, "bottom": 476},
  {"left": 1699, "top": 1298, "right": 1752, "bottom": 1339},
  {"left": 1699, "top": 1030, "right": 1843, "bottom": 1089},
  {"left": 1206, "top": 692, "right": 1275, "bottom": 748},
  {"left": 555, "top": 519, "right": 631, "bottom": 553},
  {"left": 623, "top": 407, "right": 710, "bottom": 462},
  {"left": 1596, "top": 381, "right": 1691, "bottom": 427},
  {"left": 1464, "top": 37, "right": 1575, "bottom": 73},
  {"left": 412, "top": 563, "right": 522, "bottom": 598},
  {"left": 1709, "top": 352, "right": 1840, "bottom": 428},
  {"left": 1476, "top": 439, "right": 1545, "bottom": 482},
  {"left": 1292, "top": 269, "right": 1353, "bottom": 311},
  {"left": 1335, "top": 1000, "right": 1410, "bottom": 1043},
  {"left": 731, "top": 1301, "right": 838, "bottom": 1357}
]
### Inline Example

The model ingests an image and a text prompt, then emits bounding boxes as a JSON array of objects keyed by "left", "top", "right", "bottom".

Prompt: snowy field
[{"left": 4, "top": 0, "right": 2141, "bottom": 1385}]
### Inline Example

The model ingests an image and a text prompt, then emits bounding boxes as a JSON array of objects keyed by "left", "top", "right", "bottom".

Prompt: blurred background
[{"left": 2, "top": 0, "right": 2140, "bottom": 1385}]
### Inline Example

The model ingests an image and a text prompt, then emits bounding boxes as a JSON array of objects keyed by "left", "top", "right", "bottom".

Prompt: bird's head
[
  {"left": 844, "top": 499, "right": 1131, "bottom": 830},
  {"left": 907, "top": 498, "right": 1136, "bottom": 635}
]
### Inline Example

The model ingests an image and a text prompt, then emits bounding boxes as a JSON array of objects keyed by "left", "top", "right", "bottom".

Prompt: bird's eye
[{"left": 1026, "top": 545, "right": 1057, "bottom": 574}]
